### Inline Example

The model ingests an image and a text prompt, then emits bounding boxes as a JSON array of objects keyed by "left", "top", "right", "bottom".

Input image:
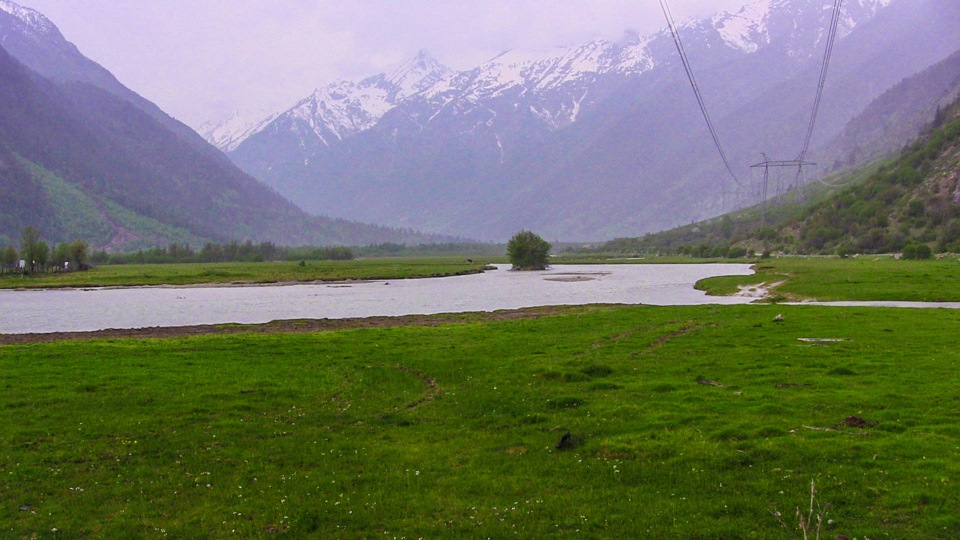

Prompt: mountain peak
[
  {"left": 386, "top": 50, "right": 454, "bottom": 100},
  {"left": 215, "top": 0, "right": 901, "bottom": 155},
  {"left": 0, "top": 0, "right": 61, "bottom": 38},
  {"left": 698, "top": 0, "right": 896, "bottom": 56},
  {"left": 207, "top": 51, "right": 455, "bottom": 151}
]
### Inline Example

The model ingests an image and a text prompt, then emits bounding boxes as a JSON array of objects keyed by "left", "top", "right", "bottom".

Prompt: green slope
[
  {"left": 21, "top": 158, "right": 208, "bottom": 249},
  {"left": 590, "top": 101, "right": 960, "bottom": 257}
]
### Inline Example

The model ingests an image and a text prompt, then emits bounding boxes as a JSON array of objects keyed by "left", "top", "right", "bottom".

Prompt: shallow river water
[{"left": 0, "top": 264, "right": 754, "bottom": 334}]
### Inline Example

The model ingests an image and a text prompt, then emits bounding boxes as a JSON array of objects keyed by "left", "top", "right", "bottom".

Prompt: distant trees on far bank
[
  {"left": 1, "top": 228, "right": 359, "bottom": 275},
  {"left": 0, "top": 226, "right": 90, "bottom": 275},
  {"left": 88, "top": 240, "right": 355, "bottom": 265}
]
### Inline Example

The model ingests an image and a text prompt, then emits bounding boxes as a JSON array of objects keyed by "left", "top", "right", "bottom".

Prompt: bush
[
  {"left": 727, "top": 247, "right": 748, "bottom": 259},
  {"left": 902, "top": 244, "right": 932, "bottom": 260},
  {"left": 507, "top": 230, "right": 551, "bottom": 270}
]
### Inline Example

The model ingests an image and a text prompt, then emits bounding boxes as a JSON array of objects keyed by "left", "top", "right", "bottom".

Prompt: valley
[{"left": 2, "top": 0, "right": 960, "bottom": 537}]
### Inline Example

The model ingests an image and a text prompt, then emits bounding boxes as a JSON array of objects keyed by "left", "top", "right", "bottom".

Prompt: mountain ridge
[
  {"left": 589, "top": 93, "right": 960, "bottom": 257},
  {"left": 221, "top": 0, "right": 950, "bottom": 241},
  {"left": 0, "top": 2, "right": 453, "bottom": 249},
  {"left": 210, "top": 0, "right": 893, "bottom": 153}
]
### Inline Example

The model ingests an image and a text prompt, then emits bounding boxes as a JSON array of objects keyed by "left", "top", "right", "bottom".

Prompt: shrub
[
  {"left": 727, "top": 247, "right": 748, "bottom": 259},
  {"left": 507, "top": 230, "right": 551, "bottom": 270},
  {"left": 903, "top": 244, "right": 932, "bottom": 260}
]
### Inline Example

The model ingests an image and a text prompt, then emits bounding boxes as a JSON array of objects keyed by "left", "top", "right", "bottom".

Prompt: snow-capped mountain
[
  {"left": 0, "top": 0, "right": 58, "bottom": 38},
  {"left": 706, "top": 0, "right": 892, "bottom": 56},
  {"left": 213, "top": 0, "right": 891, "bottom": 155},
  {"left": 200, "top": 108, "right": 282, "bottom": 153},
  {"left": 204, "top": 51, "right": 454, "bottom": 153},
  {"left": 220, "top": 0, "right": 958, "bottom": 240}
]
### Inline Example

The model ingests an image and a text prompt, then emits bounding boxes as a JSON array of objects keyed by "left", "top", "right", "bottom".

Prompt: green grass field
[
  {"left": 697, "top": 256, "right": 960, "bottom": 302},
  {"left": 0, "top": 258, "right": 488, "bottom": 289},
  {"left": 3, "top": 302, "right": 959, "bottom": 538},
  {"left": 3, "top": 257, "right": 959, "bottom": 537}
]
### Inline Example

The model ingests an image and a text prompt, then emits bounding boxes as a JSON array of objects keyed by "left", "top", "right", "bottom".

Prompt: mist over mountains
[
  {"left": 211, "top": 0, "right": 960, "bottom": 241},
  {"left": 0, "top": 0, "right": 446, "bottom": 249},
  {"left": 2, "top": 0, "right": 959, "bottom": 248}
]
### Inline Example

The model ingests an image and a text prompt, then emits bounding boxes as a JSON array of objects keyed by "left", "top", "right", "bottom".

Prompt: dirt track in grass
[{"left": 0, "top": 304, "right": 622, "bottom": 345}]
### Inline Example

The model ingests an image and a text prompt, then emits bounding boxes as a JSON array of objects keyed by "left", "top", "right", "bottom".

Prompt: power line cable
[
  {"left": 658, "top": 0, "right": 743, "bottom": 187},
  {"left": 801, "top": 0, "right": 844, "bottom": 162},
  {"left": 801, "top": 0, "right": 858, "bottom": 190}
]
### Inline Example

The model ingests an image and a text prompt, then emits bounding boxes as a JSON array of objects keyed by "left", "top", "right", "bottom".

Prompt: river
[{"left": 0, "top": 264, "right": 754, "bottom": 334}]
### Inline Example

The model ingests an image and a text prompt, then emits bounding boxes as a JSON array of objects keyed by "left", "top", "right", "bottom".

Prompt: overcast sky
[{"left": 19, "top": 0, "right": 747, "bottom": 129}]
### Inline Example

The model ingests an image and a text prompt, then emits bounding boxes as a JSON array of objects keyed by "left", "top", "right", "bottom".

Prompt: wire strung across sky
[
  {"left": 657, "top": 0, "right": 743, "bottom": 187},
  {"left": 658, "top": 0, "right": 847, "bottom": 194},
  {"left": 801, "top": 0, "right": 844, "bottom": 162}
]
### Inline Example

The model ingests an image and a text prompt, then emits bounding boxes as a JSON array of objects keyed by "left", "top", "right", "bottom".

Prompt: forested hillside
[{"left": 590, "top": 99, "right": 960, "bottom": 257}]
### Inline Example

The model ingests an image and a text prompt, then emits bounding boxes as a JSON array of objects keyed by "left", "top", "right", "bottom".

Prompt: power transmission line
[
  {"left": 800, "top": 0, "right": 844, "bottom": 162},
  {"left": 660, "top": 0, "right": 848, "bottom": 201},
  {"left": 750, "top": 155, "right": 816, "bottom": 225},
  {"left": 658, "top": 0, "right": 743, "bottom": 187}
]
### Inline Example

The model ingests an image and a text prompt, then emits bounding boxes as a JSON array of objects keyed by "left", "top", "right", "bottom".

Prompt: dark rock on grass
[
  {"left": 840, "top": 415, "right": 877, "bottom": 428},
  {"left": 556, "top": 431, "right": 585, "bottom": 450}
]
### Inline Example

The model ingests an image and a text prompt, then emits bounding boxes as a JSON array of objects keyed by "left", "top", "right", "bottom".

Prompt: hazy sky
[{"left": 19, "top": 1, "right": 747, "bottom": 128}]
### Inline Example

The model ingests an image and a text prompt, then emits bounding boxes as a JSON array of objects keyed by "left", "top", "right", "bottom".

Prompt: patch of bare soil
[
  {"left": 0, "top": 305, "right": 624, "bottom": 345},
  {"left": 839, "top": 415, "right": 877, "bottom": 428},
  {"left": 734, "top": 280, "right": 786, "bottom": 299}
]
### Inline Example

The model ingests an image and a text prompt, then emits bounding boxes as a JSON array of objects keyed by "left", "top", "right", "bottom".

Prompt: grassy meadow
[
  {"left": 0, "top": 258, "right": 489, "bottom": 289},
  {"left": 3, "top": 299, "right": 960, "bottom": 538},
  {"left": 3, "top": 257, "right": 960, "bottom": 537},
  {"left": 696, "top": 256, "right": 960, "bottom": 302}
]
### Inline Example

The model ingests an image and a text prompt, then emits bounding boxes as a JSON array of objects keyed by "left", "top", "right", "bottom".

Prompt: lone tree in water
[{"left": 507, "top": 230, "right": 551, "bottom": 270}]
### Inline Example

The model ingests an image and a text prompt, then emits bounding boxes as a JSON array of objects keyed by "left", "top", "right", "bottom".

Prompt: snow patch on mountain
[
  {"left": 615, "top": 35, "right": 658, "bottom": 74},
  {"left": 838, "top": 0, "right": 894, "bottom": 35},
  {"left": 218, "top": 0, "right": 898, "bottom": 152},
  {"left": 0, "top": 0, "right": 56, "bottom": 35},
  {"left": 292, "top": 77, "right": 396, "bottom": 143},
  {"left": 425, "top": 41, "right": 624, "bottom": 101},
  {"left": 200, "top": 109, "right": 282, "bottom": 153},
  {"left": 437, "top": 49, "right": 544, "bottom": 101},
  {"left": 528, "top": 42, "right": 616, "bottom": 92},
  {"left": 713, "top": 0, "right": 772, "bottom": 53},
  {"left": 207, "top": 51, "right": 454, "bottom": 150},
  {"left": 386, "top": 50, "right": 455, "bottom": 99},
  {"left": 0, "top": 0, "right": 66, "bottom": 45}
]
